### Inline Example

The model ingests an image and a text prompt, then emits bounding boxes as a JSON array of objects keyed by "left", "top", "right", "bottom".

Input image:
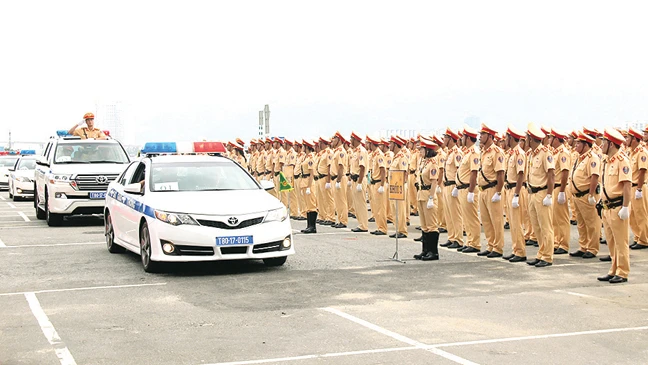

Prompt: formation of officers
[{"left": 223, "top": 123, "right": 648, "bottom": 284}]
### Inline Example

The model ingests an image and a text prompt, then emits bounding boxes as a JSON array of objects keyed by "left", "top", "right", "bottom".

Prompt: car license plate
[
  {"left": 89, "top": 192, "right": 106, "bottom": 199},
  {"left": 216, "top": 236, "right": 253, "bottom": 246}
]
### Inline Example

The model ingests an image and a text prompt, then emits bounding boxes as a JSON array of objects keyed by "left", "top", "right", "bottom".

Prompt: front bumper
[
  {"left": 48, "top": 184, "right": 106, "bottom": 215},
  {"left": 147, "top": 217, "right": 294, "bottom": 262},
  {"left": 13, "top": 180, "right": 34, "bottom": 197}
]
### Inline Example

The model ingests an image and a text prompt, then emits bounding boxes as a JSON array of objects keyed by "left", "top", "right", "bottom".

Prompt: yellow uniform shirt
[
  {"left": 506, "top": 145, "right": 526, "bottom": 185},
  {"left": 457, "top": 145, "right": 479, "bottom": 186},
  {"left": 444, "top": 146, "right": 462, "bottom": 184},
  {"left": 602, "top": 150, "right": 631, "bottom": 199},
  {"left": 572, "top": 151, "right": 601, "bottom": 192},
  {"left": 350, "top": 146, "right": 369, "bottom": 179},
  {"left": 331, "top": 146, "right": 349, "bottom": 178},
  {"left": 73, "top": 127, "right": 105, "bottom": 140},
  {"left": 553, "top": 145, "right": 572, "bottom": 183},
  {"left": 630, "top": 145, "right": 648, "bottom": 185},
  {"left": 370, "top": 149, "right": 387, "bottom": 182},
  {"left": 527, "top": 146, "right": 555, "bottom": 188}
]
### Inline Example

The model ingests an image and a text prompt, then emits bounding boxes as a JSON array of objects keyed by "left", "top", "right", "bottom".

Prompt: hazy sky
[{"left": 2, "top": 0, "right": 647, "bottom": 146}]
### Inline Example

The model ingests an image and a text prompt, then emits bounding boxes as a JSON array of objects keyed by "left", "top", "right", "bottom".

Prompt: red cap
[
  {"left": 302, "top": 139, "right": 313, "bottom": 148},
  {"left": 236, "top": 138, "right": 245, "bottom": 146},
  {"left": 540, "top": 125, "right": 551, "bottom": 135},
  {"left": 480, "top": 123, "right": 498, "bottom": 137},
  {"left": 603, "top": 128, "right": 625, "bottom": 146},
  {"left": 576, "top": 130, "right": 595, "bottom": 144},
  {"left": 380, "top": 137, "right": 389, "bottom": 146},
  {"left": 432, "top": 135, "right": 444, "bottom": 146},
  {"left": 463, "top": 125, "right": 478, "bottom": 138},
  {"left": 445, "top": 127, "right": 460, "bottom": 141},
  {"left": 527, "top": 124, "right": 546, "bottom": 141},
  {"left": 419, "top": 137, "right": 438, "bottom": 150},
  {"left": 570, "top": 131, "right": 578, "bottom": 138},
  {"left": 390, "top": 135, "right": 405, "bottom": 147},
  {"left": 319, "top": 136, "right": 331, "bottom": 145},
  {"left": 284, "top": 139, "right": 293, "bottom": 146},
  {"left": 628, "top": 126, "right": 643, "bottom": 140},
  {"left": 265, "top": 137, "right": 272, "bottom": 143},
  {"left": 293, "top": 140, "right": 302, "bottom": 146},
  {"left": 333, "top": 131, "right": 347, "bottom": 143},
  {"left": 274, "top": 137, "right": 284, "bottom": 145},
  {"left": 550, "top": 128, "right": 568, "bottom": 140},
  {"left": 366, "top": 135, "right": 381, "bottom": 145},
  {"left": 616, "top": 128, "right": 628, "bottom": 137},
  {"left": 350, "top": 131, "right": 363, "bottom": 142},
  {"left": 506, "top": 125, "right": 525, "bottom": 140},
  {"left": 83, "top": 112, "right": 94, "bottom": 120},
  {"left": 583, "top": 127, "right": 600, "bottom": 138}
]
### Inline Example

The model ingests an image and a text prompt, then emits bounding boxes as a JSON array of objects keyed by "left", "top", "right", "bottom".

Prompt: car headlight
[
  {"left": 264, "top": 206, "right": 288, "bottom": 223},
  {"left": 49, "top": 174, "right": 73, "bottom": 184},
  {"left": 154, "top": 210, "right": 198, "bottom": 226}
]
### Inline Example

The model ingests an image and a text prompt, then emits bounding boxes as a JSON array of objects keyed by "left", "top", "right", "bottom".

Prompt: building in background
[{"left": 95, "top": 100, "right": 132, "bottom": 144}]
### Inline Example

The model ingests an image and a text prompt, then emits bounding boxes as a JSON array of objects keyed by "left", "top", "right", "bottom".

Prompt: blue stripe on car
[{"left": 108, "top": 188, "right": 155, "bottom": 218}]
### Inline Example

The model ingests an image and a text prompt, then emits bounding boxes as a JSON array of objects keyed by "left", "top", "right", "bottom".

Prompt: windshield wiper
[
  {"left": 55, "top": 161, "right": 90, "bottom": 164},
  {"left": 86, "top": 160, "right": 128, "bottom": 164},
  {"left": 195, "top": 188, "right": 233, "bottom": 191}
]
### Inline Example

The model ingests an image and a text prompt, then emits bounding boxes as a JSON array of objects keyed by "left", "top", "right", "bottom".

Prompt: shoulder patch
[
  {"left": 402, "top": 161, "right": 407, "bottom": 166},
  {"left": 473, "top": 158, "right": 479, "bottom": 164},
  {"left": 359, "top": 156, "right": 363, "bottom": 160},
  {"left": 642, "top": 156, "right": 647, "bottom": 162},
  {"left": 340, "top": 153, "right": 344, "bottom": 158},
  {"left": 561, "top": 156, "right": 566, "bottom": 163},
  {"left": 623, "top": 166, "right": 630, "bottom": 174},
  {"left": 517, "top": 159, "right": 523, "bottom": 165},
  {"left": 328, "top": 155, "right": 332, "bottom": 160},
  {"left": 308, "top": 161, "right": 313, "bottom": 166},
  {"left": 431, "top": 169, "right": 437, "bottom": 176},
  {"left": 456, "top": 155, "right": 461, "bottom": 161},
  {"left": 591, "top": 162, "right": 597, "bottom": 168},
  {"left": 379, "top": 158, "right": 383, "bottom": 163},
  {"left": 498, "top": 156, "right": 503, "bottom": 163},
  {"left": 547, "top": 156, "right": 553, "bottom": 163}
]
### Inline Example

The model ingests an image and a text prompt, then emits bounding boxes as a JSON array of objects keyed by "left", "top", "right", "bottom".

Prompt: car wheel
[
  {"left": 45, "top": 190, "right": 63, "bottom": 227},
  {"left": 140, "top": 222, "right": 162, "bottom": 273},
  {"left": 8, "top": 186, "right": 13, "bottom": 199},
  {"left": 105, "top": 212, "right": 125, "bottom": 253},
  {"left": 263, "top": 256, "right": 287, "bottom": 267},
  {"left": 35, "top": 184, "right": 45, "bottom": 220}
]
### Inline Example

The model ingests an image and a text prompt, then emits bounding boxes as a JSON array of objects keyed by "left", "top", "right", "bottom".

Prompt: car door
[
  {"left": 120, "top": 162, "right": 147, "bottom": 246},
  {"left": 110, "top": 162, "right": 140, "bottom": 243}
]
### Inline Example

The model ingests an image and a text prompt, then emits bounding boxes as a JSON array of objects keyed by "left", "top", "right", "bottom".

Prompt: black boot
[
  {"left": 302, "top": 211, "right": 317, "bottom": 234},
  {"left": 422, "top": 231, "right": 439, "bottom": 261},
  {"left": 413, "top": 232, "right": 428, "bottom": 259}
]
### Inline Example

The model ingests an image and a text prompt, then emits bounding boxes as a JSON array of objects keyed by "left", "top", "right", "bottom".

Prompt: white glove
[
  {"left": 491, "top": 192, "right": 501, "bottom": 203},
  {"left": 77, "top": 120, "right": 85, "bottom": 127},
  {"left": 325, "top": 182, "right": 331, "bottom": 190},
  {"left": 588, "top": 195, "right": 597, "bottom": 205},
  {"left": 305, "top": 188, "right": 311, "bottom": 195},
  {"left": 558, "top": 192, "right": 566, "bottom": 205},
  {"left": 636, "top": 190, "right": 643, "bottom": 200},
  {"left": 451, "top": 187, "right": 459, "bottom": 198},
  {"left": 467, "top": 192, "right": 474, "bottom": 203},
  {"left": 426, "top": 197, "right": 434, "bottom": 209},
  {"left": 436, "top": 186, "right": 442, "bottom": 194},
  {"left": 356, "top": 184, "right": 363, "bottom": 192},
  {"left": 511, "top": 195, "right": 519, "bottom": 209},
  {"left": 543, "top": 194, "right": 552, "bottom": 206},
  {"left": 378, "top": 186, "right": 385, "bottom": 194},
  {"left": 618, "top": 206, "right": 630, "bottom": 220},
  {"left": 335, "top": 182, "right": 341, "bottom": 189},
  {"left": 347, "top": 180, "right": 352, "bottom": 187}
]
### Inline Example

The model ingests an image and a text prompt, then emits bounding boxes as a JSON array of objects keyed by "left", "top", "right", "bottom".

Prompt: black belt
[
  {"left": 345, "top": 173, "right": 350, "bottom": 177},
  {"left": 528, "top": 185, "right": 547, "bottom": 194},
  {"left": 574, "top": 190, "right": 588, "bottom": 198},
  {"left": 331, "top": 175, "right": 338, "bottom": 180},
  {"left": 274, "top": 172, "right": 280, "bottom": 176},
  {"left": 554, "top": 183, "right": 562, "bottom": 188},
  {"left": 633, "top": 183, "right": 638, "bottom": 187},
  {"left": 370, "top": 179, "right": 382, "bottom": 185},
  {"left": 265, "top": 171, "right": 271, "bottom": 175},
  {"left": 350, "top": 174, "right": 359, "bottom": 182},
  {"left": 314, "top": 174, "right": 327, "bottom": 181},
  {"left": 505, "top": 182, "right": 527, "bottom": 190},
  {"left": 420, "top": 184, "right": 431, "bottom": 190},
  {"left": 601, "top": 196, "right": 623, "bottom": 210},
  {"left": 444, "top": 181, "right": 456, "bottom": 186},
  {"left": 301, "top": 173, "right": 311, "bottom": 178},
  {"left": 294, "top": 174, "right": 301, "bottom": 179},
  {"left": 409, "top": 169, "right": 416, "bottom": 174},
  {"left": 456, "top": 184, "right": 470, "bottom": 190},
  {"left": 479, "top": 181, "right": 497, "bottom": 191}
]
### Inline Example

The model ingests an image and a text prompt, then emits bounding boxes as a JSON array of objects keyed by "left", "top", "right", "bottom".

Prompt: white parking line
[
  {"left": 17, "top": 211, "right": 30, "bottom": 222},
  {"left": 554, "top": 289, "right": 595, "bottom": 298},
  {"left": 204, "top": 347, "right": 417, "bottom": 365},
  {"left": 0, "top": 196, "right": 5, "bottom": 200},
  {"left": 0, "top": 237, "right": 5, "bottom": 247},
  {"left": 6, "top": 202, "right": 16, "bottom": 208},
  {"left": 0, "top": 242, "right": 103, "bottom": 248},
  {"left": 25, "top": 292, "right": 78, "bottom": 365},
  {"left": 0, "top": 282, "right": 167, "bottom": 297},
  {"left": 322, "top": 307, "right": 479, "bottom": 365}
]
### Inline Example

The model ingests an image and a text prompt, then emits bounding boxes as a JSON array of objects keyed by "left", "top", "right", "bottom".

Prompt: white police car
[
  {"left": 104, "top": 141, "right": 294, "bottom": 272},
  {"left": 7, "top": 151, "right": 37, "bottom": 201}
]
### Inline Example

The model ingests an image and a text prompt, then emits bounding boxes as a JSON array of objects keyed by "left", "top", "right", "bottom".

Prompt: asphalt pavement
[{"left": 1, "top": 192, "right": 647, "bottom": 365}]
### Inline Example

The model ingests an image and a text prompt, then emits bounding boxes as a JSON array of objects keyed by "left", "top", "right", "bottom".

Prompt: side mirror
[
  {"left": 259, "top": 179, "right": 275, "bottom": 191},
  {"left": 35, "top": 157, "right": 49, "bottom": 167},
  {"left": 124, "top": 183, "right": 144, "bottom": 195},
  {"left": 7, "top": 168, "right": 14, "bottom": 172}
]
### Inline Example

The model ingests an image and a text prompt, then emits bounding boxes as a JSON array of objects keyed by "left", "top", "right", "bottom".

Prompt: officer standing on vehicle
[
  {"left": 597, "top": 128, "right": 631, "bottom": 284},
  {"left": 68, "top": 113, "right": 107, "bottom": 140}
]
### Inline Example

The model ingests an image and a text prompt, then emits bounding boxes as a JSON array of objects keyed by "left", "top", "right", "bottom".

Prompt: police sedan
[{"left": 104, "top": 142, "right": 294, "bottom": 272}]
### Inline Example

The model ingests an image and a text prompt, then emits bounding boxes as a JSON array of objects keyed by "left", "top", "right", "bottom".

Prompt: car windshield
[
  {"left": 53, "top": 143, "right": 129, "bottom": 164},
  {"left": 0, "top": 157, "right": 19, "bottom": 167},
  {"left": 17, "top": 159, "right": 36, "bottom": 170},
  {"left": 150, "top": 161, "right": 258, "bottom": 192}
]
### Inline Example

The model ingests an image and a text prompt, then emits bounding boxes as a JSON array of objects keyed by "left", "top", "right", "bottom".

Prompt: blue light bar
[
  {"left": 141, "top": 142, "right": 177, "bottom": 154},
  {"left": 56, "top": 130, "right": 71, "bottom": 137},
  {"left": 20, "top": 150, "right": 36, "bottom": 155}
]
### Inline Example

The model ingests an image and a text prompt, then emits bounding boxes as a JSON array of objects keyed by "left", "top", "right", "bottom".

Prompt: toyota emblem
[
  {"left": 96, "top": 176, "right": 108, "bottom": 184},
  {"left": 227, "top": 217, "right": 239, "bottom": 226}
]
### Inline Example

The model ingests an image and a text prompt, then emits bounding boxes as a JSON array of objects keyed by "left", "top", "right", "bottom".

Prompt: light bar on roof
[
  {"left": 142, "top": 142, "right": 177, "bottom": 154},
  {"left": 56, "top": 130, "right": 71, "bottom": 137},
  {"left": 140, "top": 141, "right": 227, "bottom": 155},
  {"left": 193, "top": 141, "right": 226, "bottom": 153},
  {"left": 20, "top": 150, "right": 36, "bottom": 155}
]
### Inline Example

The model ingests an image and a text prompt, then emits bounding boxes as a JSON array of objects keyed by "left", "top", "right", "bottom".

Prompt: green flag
[{"left": 279, "top": 172, "right": 294, "bottom": 192}]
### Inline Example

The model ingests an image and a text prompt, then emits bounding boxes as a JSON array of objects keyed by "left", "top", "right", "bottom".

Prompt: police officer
[
  {"left": 231, "top": 142, "right": 248, "bottom": 169},
  {"left": 440, "top": 128, "right": 464, "bottom": 249},
  {"left": 299, "top": 140, "right": 319, "bottom": 234},
  {"left": 273, "top": 138, "right": 286, "bottom": 201},
  {"left": 477, "top": 123, "right": 506, "bottom": 257},
  {"left": 293, "top": 141, "right": 307, "bottom": 221},
  {"left": 388, "top": 136, "right": 409, "bottom": 238},
  {"left": 68, "top": 113, "right": 107, "bottom": 140},
  {"left": 316, "top": 137, "right": 335, "bottom": 225},
  {"left": 569, "top": 131, "right": 601, "bottom": 259},
  {"left": 627, "top": 127, "right": 648, "bottom": 250},
  {"left": 330, "top": 132, "right": 349, "bottom": 228},
  {"left": 503, "top": 125, "right": 528, "bottom": 262},
  {"left": 368, "top": 135, "right": 388, "bottom": 235},
  {"left": 407, "top": 138, "right": 420, "bottom": 217},
  {"left": 433, "top": 135, "right": 448, "bottom": 234},
  {"left": 596, "top": 128, "right": 631, "bottom": 284},
  {"left": 283, "top": 139, "right": 300, "bottom": 218},
  {"left": 525, "top": 124, "right": 555, "bottom": 267},
  {"left": 549, "top": 129, "right": 572, "bottom": 255},
  {"left": 414, "top": 137, "right": 441, "bottom": 261},
  {"left": 454, "top": 126, "right": 481, "bottom": 253},
  {"left": 350, "top": 132, "right": 369, "bottom": 232}
]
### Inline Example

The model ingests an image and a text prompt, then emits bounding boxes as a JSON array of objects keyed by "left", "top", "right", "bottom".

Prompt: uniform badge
[
  {"left": 591, "top": 162, "right": 597, "bottom": 168},
  {"left": 473, "top": 158, "right": 478, "bottom": 164},
  {"left": 340, "top": 153, "right": 344, "bottom": 158},
  {"left": 623, "top": 166, "right": 630, "bottom": 174},
  {"left": 328, "top": 156, "right": 332, "bottom": 160},
  {"left": 359, "top": 156, "right": 363, "bottom": 160},
  {"left": 308, "top": 161, "right": 313, "bottom": 166},
  {"left": 517, "top": 159, "right": 523, "bottom": 166},
  {"left": 379, "top": 158, "right": 383, "bottom": 163},
  {"left": 561, "top": 156, "right": 566, "bottom": 163},
  {"left": 431, "top": 169, "right": 437, "bottom": 176},
  {"left": 456, "top": 155, "right": 461, "bottom": 162},
  {"left": 402, "top": 161, "right": 407, "bottom": 166},
  {"left": 642, "top": 156, "right": 647, "bottom": 162},
  {"left": 498, "top": 156, "right": 503, "bottom": 163},
  {"left": 547, "top": 156, "right": 553, "bottom": 162}
]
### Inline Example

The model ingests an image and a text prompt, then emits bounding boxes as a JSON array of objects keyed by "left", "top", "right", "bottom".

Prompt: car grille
[
  {"left": 252, "top": 240, "right": 283, "bottom": 254},
  {"left": 197, "top": 217, "right": 264, "bottom": 230},
  {"left": 220, "top": 246, "right": 248, "bottom": 255},
  {"left": 174, "top": 245, "right": 215, "bottom": 256},
  {"left": 74, "top": 174, "right": 119, "bottom": 191}
]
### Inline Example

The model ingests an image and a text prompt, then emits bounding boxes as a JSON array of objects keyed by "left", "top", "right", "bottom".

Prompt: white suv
[{"left": 34, "top": 135, "right": 131, "bottom": 226}]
